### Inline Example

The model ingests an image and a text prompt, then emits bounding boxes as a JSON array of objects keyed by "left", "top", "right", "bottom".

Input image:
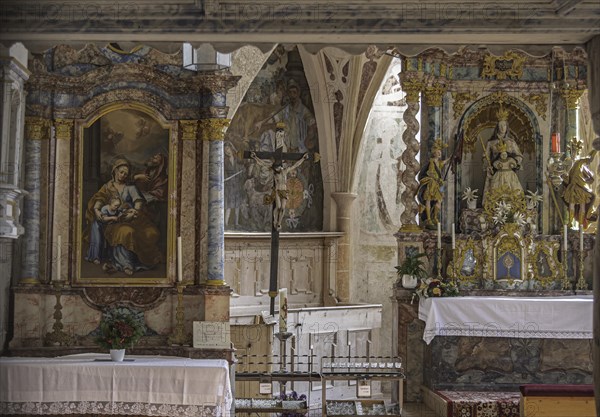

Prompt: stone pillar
[
  {"left": 199, "top": 118, "right": 230, "bottom": 286},
  {"left": 52, "top": 119, "right": 73, "bottom": 282},
  {"left": 19, "top": 116, "right": 50, "bottom": 285},
  {"left": 399, "top": 75, "right": 423, "bottom": 233},
  {"left": 331, "top": 192, "right": 357, "bottom": 303}
]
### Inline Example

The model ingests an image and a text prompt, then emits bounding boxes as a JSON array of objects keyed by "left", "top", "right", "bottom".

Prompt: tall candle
[
  {"left": 551, "top": 133, "right": 561, "bottom": 153},
  {"left": 56, "top": 235, "right": 62, "bottom": 281},
  {"left": 563, "top": 225, "right": 568, "bottom": 252},
  {"left": 451, "top": 223, "right": 456, "bottom": 250},
  {"left": 177, "top": 236, "right": 182, "bottom": 282},
  {"left": 279, "top": 288, "right": 288, "bottom": 333},
  {"left": 579, "top": 225, "right": 584, "bottom": 251},
  {"left": 437, "top": 222, "right": 442, "bottom": 249}
]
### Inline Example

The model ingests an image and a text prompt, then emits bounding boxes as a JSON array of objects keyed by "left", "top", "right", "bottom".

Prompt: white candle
[
  {"left": 579, "top": 225, "right": 584, "bottom": 251},
  {"left": 177, "top": 236, "right": 183, "bottom": 282},
  {"left": 56, "top": 235, "right": 62, "bottom": 281},
  {"left": 563, "top": 225, "right": 568, "bottom": 252},
  {"left": 437, "top": 222, "right": 442, "bottom": 249},
  {"left": 279, "top": 288, "right": 288, "bottom": 333},
  {"left": 451, "top": 223, "right": 456, "bottom": 250}
]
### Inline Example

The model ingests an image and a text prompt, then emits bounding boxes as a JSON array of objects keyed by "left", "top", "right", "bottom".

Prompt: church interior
[{"left": 1, "top": 1, "right": 600, "bottom": 416}]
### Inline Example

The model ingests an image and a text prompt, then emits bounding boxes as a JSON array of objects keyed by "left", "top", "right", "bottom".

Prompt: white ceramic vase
[
  {"left": 110, "top": 349, "right": 125, "bottom": 362},
  {"left": 401, "top": 274, "right": 418, "bottom": 289}
]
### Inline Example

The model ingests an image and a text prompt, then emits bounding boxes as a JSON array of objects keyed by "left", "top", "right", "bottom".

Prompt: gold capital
[
  {"left": 559, "top": 88, "right": 584, "bottom": 110},
  {"left": 25, "top": 117, "right": 50, "bottom": 140},
  {"left": 180, "top": 120, "right": 199, "bottom": 140},
  {"left": 199, "top": 118, "right": 231, "bottom": 141},
  {"left": 54, "top": 119, "right": 74, "bottom": 140},
  {"left": 400, "top": 78, "right": 423, "bottom": 103},
  {"left": 424, "top": 83, "right": 447, "bottom": 107}
]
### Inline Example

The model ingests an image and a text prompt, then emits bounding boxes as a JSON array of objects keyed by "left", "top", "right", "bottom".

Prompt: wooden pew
[{"left": 520, "top": 384, "right": 596, "bottom": 417}]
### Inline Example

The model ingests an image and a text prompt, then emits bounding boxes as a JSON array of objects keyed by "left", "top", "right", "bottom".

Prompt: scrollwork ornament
[
  {"left": 199, "top": 118, "right": 231, "bottom": 141},
  {"left": 481, "top": 51, "right": 526, "bottom": 80},
  {"left": 521, "top": 93, "right": 548, "bottom": 121},
  {"left": 451, "top": 91, "right": 480, "bottom": 119}
]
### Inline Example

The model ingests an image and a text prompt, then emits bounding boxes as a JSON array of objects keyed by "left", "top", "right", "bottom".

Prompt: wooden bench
[{"left": 520, "top": 384, "right": 596, "bottom": 417}]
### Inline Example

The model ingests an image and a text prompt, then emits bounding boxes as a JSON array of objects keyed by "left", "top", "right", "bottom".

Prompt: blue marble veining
[
  {"left": 207, "top": 139, "right": 224, "bottom": 284},
  {"left": 20, "top": 139, "right": 41, "bottom": 282}
]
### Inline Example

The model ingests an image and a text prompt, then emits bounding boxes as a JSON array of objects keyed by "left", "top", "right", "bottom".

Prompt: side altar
[{"left": 390, "top": 47, "right": 597, "bottom": 401}]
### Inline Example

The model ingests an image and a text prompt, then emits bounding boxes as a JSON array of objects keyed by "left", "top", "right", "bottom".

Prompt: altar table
[
  {"left": 0, "top": 354, "right": 232, "bottom": 416},
  {"left": 418, "top": 295, "right": 593, "bottom": 344}
]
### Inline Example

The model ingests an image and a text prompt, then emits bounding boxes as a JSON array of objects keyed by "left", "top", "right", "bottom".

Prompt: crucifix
[{"left": 243, "top": 124, "right": 309, "bottom": 315}]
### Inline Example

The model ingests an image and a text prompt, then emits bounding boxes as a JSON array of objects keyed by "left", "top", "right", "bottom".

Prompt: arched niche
[
  {"left": 73, "top": 102, "right": 177, "bottom": 287},
  {"left": 455, "top": 93, "right": 542, "bottom": 217}
]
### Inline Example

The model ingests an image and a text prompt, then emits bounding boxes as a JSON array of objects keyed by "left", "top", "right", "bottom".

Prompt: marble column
[
  {"left": 399, "top": 75, "right": 423, "bottom": 233},
  {"left": 199, "top": 118, "right": 230, "bottom": 286},
  {"left": 19, "top": 117, "right": 50, "bottom": 285},
  {"left": 331, "top": 192, "right": 357, "bottom": 303},
  {"left": 560, "top": 87, "right": 584, "bottom": 149}
]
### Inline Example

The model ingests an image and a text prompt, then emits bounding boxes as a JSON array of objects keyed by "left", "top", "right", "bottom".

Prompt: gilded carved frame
[
  {"left": 491, "top": 224, "right": 527, "bottom": 284},
  {"left": 73, "top": 102, "right": 177, "bottom": 286},
  {"left": 530, "top": 239, "right": 562, "bottom": 288},
  {"left": 453, "top": 237, "right": 483, "bottom": 285}
]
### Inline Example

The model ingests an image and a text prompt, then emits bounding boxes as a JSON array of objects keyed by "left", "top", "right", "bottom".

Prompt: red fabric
[{"left": 519, "top": 384, "right": 594, "bottom": 397}]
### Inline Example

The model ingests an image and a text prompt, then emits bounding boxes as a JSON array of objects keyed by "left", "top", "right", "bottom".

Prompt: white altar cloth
[
  {"left": 418, "top": 295, "right": 593, "bottom": 345},
  {"left": 0, "top": 354, "right": 232, "bottom": 416}
]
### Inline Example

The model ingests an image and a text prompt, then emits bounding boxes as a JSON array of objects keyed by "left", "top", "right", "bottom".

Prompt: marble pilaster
[
  {"left": 51, "top": 119, "right": 73, "bottom": 282},
  {"left": 399, "top": 75, "right": 423, "bottom": 233},
  {"left": 331, "top": 192, "right": 357, "bottom": 303},
  {"left": 19, "top": 117, "right": 50, "bottom": 285},
  {"left": 199, "top": 118, "right": 230, "bottom": 286}
]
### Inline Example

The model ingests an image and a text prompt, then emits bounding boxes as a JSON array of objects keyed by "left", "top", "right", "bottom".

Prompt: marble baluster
[
  {"left": 199, "top": 118, "right": 230, "bottom": 286},
  {"left": 399, "top": 75, "right": 423, "bottom": 232},
  {"left": 20, "top": 117, "right": 49, "bottom": 285}
]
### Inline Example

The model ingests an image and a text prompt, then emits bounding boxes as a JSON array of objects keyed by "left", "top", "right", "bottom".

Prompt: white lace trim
[{"left": 0, "top": 401, "right": 224, "bottom": 416}]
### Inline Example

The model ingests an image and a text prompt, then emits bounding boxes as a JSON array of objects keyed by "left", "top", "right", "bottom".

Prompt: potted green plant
[
  {"left": 395, "top": 252, "right": 428, "bottom": 289},
  {"left": 95, "top": 307, "right": 145, "bottom": 361}
]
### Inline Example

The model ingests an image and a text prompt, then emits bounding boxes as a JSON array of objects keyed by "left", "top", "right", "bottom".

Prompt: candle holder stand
[
  {"left": 274, "top": 331, "right": 294, "bottom": 396},
  {"left": 560, "top": 245, "right": 570, "bottom": 290},
  {"left": 44, "top": 281, "right": 73, "bottom": 346},
  {"left": 169, "top": 283, "right": 190, "bottom": 345},
  {"left": 576, "top": 249, "right": 587, "bottom": 290},
  {"left": 436, "top": 247, "right": 442, "bottom": 279}
]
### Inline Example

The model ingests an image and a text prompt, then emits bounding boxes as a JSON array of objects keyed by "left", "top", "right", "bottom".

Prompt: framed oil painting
[{"left": 74, "top": 105, "right": 175, "bottom": 286}]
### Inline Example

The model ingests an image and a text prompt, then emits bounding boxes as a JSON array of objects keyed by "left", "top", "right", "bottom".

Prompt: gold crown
[
  {"left": 497, "top": 139, "right": 508, "bottom": 153},
  {"left": 431, "top": 138, "right": 447, "bottom": 152},
  {"left": 275, "top": 122, "right": 287, "bottom": 130},
  {"left": 496, "top": 105, "right": 509, "bottom": 121}
]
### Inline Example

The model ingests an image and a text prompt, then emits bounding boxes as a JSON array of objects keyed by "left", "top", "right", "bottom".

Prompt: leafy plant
[
  {"left": 95, "top": 307, "right": 145, "bottom": 350},
  {"left": 395, "top": 252, "right": 428, "bottom": 280}
]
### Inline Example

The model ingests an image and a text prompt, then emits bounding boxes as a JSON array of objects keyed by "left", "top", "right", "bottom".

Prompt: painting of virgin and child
[{"left": 79, "top": 108, "right": 171, "bottom": 282}]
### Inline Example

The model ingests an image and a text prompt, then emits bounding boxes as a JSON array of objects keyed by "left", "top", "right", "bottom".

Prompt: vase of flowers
[
  {"left": 415, "top": 278, "right": 459, "bottom": 298},
  {"left": 95, "top": 307, "right": 145, "bottom": 361}
]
